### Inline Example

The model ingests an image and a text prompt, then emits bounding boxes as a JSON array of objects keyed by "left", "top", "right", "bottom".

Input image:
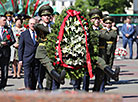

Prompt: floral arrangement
[
  {"left": 3, "top": 29, "right": 12, "bottom": 42},
  {"left": 45, "top": 7, "right": 98, "bottom": 79},
  {"left": 114, "top": 47, "right": 127, "bottom": 58}
]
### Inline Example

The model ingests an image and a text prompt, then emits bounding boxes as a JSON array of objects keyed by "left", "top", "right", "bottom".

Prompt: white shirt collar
[
  {"left": 93, "top": 25, "right": 99, "bottom": 30},
  {"left": 29, "top": 29, "right": 36, "bottom": 39}
]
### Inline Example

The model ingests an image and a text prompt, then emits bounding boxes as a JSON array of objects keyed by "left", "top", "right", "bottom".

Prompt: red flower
[
  {"left": 53, "top": 62, "right": 56, "bottom": 66},
  {"left": 57, "top": 61, "right": 60, "bottom": 64},
  {"left": 81, "top": 16, "right": 84, "bottom": 18},
  {"left": 6, "top": 35, "right": 12, "bottom": 41},
  {"left": 57, "top": 36, "right": 59, "bottom": 39},
  {"left": 86, "top": 23, "right": 88, "bottom": 25},
  {"left": 24, "top": 24, "right": 29, "bottom": 29},
  {"left": 55, "top": 56, "right": 57, "bottom": 59},
  {"left": 84, "top": 18, "right": 87, "bottom": 21},
  {"left": 16, "top": 34, "right": 20, "bottom": 36},
  {"left": 6, "top": 31, "right": 8, "bottom": 33},
  {"left": 35, "top": 35, "right": 37, "bottom": 38}
]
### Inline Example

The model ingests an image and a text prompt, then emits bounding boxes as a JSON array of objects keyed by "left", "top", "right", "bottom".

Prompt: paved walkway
[{"left": 3, "top": 39, "right": 138, "bottom": 102}]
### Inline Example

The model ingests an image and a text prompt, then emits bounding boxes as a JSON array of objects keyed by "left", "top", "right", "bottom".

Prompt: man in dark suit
[
  {"left": 18, "top": 18, "right": 39, "bottom": 90},
  {"left": 121, "top": 16, "right": 135, "bottom": 59},
  {"left": 134, "top": 25, "right": 138, "bottom": 59},
  {"left": 0, "top": 15, "right": 15, "bottom": 90}
]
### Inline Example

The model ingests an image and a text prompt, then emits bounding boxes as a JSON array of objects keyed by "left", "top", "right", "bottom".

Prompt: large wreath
[{"left": 45, "top": 7, "right": 99, "bottom": 79}]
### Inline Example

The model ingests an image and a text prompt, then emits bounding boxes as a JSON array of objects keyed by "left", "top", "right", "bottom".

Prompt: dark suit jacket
[
  {"left": 0, "top": 26, "right": 15, "bottom": 58},
  {"left": 121, "top": 23, "right": 135, "bottom": 40},
  {"left": 134, "top": 25, "right": 138, "bottom": 43},
  {"left": 18, "top": 29, "right": 38, "bottom": 65}
]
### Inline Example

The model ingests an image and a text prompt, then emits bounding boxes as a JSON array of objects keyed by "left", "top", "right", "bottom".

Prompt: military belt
[
  {"left": 99, "top": 46, "right": 105, "bottom": 48},
  {"left": 39, "top": 43, "right": 45, "bottom": 46},
  {"left": 106, "top": 41, "right": 113, "bottom": 44}
]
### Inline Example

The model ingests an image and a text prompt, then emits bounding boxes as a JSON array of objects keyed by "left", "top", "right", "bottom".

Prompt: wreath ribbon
[{"left": 57, "top": 9, "right": 93, "bottom": 78}]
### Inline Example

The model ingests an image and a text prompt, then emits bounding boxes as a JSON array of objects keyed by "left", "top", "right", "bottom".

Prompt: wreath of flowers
[
  {"left": 45, "top": 7, "right": 98, "bottom": 79},
  {"left": 114, "top": 47, "right": 127, "bottom": 57}
]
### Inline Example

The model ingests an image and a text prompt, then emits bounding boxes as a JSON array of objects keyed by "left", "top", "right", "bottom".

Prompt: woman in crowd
[{"left": 10, "top": 15, "right": 26, "bottom": 78}]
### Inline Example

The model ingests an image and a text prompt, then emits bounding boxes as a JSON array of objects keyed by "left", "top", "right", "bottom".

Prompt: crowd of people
[{"left": 0, "top": 4, "right": 137, "bottom": 92}]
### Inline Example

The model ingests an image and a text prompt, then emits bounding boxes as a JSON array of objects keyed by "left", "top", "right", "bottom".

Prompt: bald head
[{"left": 29, "top": 18, "right": 36, "bottom": 31}]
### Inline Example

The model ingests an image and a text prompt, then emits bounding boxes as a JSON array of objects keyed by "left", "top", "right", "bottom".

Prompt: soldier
[
  {"left": 102, "top": 16, "right": 118, "bottom": 85},
  {"left": 4, "top": 11, "right": 14, "bottom": 28},
  {"left": 34, "top": 5, "right": 66, "bottom": 86},
  {"left": 88, "top": 9, "right": 120, "bottom": 92},
  {"left": 82, "top": 8, "right": 104, "bottom": 92}
]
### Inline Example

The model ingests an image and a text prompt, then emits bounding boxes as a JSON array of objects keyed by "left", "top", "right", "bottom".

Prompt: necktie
[{"left": 32, "top": 31, "right": 36, "bottom": 45}]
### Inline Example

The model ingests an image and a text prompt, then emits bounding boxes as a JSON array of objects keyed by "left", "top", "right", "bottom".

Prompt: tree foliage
[{"left": 75, "top": 0, "right": 133, "bottom": 14}]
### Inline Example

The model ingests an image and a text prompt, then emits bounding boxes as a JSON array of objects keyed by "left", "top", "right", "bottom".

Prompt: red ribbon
[
  {"left": 25, "top": 0, "right": 30, "bottom": 14},
  {"left": 11, "top": 0, "right": 14, "bottom": 8},
  {"left": 32, "top": 0, "right": 39, "bottom": 16},
  {"left": 0, "top": 1, "right": 5, "bottom": 10},
  {"left": 58, "top": 9, "right": 93, "bottom": 78}
]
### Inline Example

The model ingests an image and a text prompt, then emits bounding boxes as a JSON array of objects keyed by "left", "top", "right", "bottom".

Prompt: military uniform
[
  {"left": 88, "top": 9, "right": 120, "bottom": 92},
  {"left": 34, "top": 5, "right": 65, "bottom": 85},
  {"left": 4, "top": 11, "right": 14, "bottom": 28},
  {"left": 102, "top": 16, "right": 118, "bottom": 85}
]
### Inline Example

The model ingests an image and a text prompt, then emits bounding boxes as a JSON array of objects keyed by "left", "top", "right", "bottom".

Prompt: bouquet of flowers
[
  {"left": 3, "top": 29, "right": 12, "bottom": 42},
  {"left": 114, "top": 47, "right": 127, "bottom": 58},
  {"left": 45, "top": 7, "right": 98, "bottom": 79}
]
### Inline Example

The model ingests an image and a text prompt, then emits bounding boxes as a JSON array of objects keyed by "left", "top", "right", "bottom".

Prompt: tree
[
  {"left": 99, "top": 0, "right": 133, "bottom": 13},
  {"left": 74, "top": 0, "right": 133, "bottom": 14}
]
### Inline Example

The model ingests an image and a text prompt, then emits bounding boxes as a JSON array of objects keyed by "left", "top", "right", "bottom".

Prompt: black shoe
[
  {"left": 104, "top": 66, "right": 120, "bottom": 82},
  {"left": 135, "top": 57, "right": 138, "bottom": 59},
  {"left": 12, "top": 75, "right": 17, "bottom": 79},
  {"left": 51, "top": 69, "right": 66, "bottom": 84},
  {"left": 105, "top": 81, "right": 112, "bottom": 86}
]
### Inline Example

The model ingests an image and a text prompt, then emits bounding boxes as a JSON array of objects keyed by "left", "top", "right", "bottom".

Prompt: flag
[{"left": 34, "top": 1, "right": 49, "bottom": 16}]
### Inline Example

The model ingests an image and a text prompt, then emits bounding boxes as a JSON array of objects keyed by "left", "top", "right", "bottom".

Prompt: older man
[{"left": 18, "top": 18, "right": 39, "bottom": 90}]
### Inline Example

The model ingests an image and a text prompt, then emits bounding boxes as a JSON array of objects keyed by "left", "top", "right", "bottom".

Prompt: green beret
[
  {"left": 103, "top": 16, "right": 114, "bottom": 24},
  {"left": 89, "top": 8, "right": 102, "bottom": 19},
  {"left": 38, "top": 5, "right": 53, "bottom": 16}
]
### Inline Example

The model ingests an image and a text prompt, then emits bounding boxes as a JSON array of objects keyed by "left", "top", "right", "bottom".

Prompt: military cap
[
  {"left": 52, "top": 11, "right": 59, "bottom": 16},
  {"left": 103, "top": 16, "right": 114, "bottom": 24},
  {"left": 38, "top": 5, "right": 53, "bottom": 16},
  {"left": 21, "top": 14, "right": 31, "bottom": 20},
  {"left": 89, "top": 8, "right": 102, "bottom": 19},
  {"left": 4, "top": 11, "right": 13, "bottom": 17},
  {"left": 13, "top": 14, "right": 22, "bottom": 20}
]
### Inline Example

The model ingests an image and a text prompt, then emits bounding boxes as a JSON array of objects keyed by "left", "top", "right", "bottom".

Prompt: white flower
[
  {"left": 74, "top": 21, "right": 80, "bottom": 26},
  {"left": 69, "top": 17, "right": 72, "bottom": 22},
  {"left": 57, "top": 58, "right": 60, "bottom": 61},
  {"left": 63, "top": 37, "right": 68, "bottom": 43},
  {"left": 66, "top": 20, "right": 70, "bottom": 26},
  {"left": 70, "top": 26, "right": 76, "bottom": 31},
  {"left": 56, "top": 40, "right": 59, "bottom": 44}
]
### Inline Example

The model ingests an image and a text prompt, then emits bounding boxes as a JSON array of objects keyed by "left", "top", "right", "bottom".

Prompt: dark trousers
[
  {"left": 23, "top": 59, "right": 39, "bottom": 90},
  {"left": 82, "top": 72, "right": 90, "bottom": 92},
  {"left": 93, "top": 68, "right": 105, "bottom": 92},
  {"left": 136, "top": 42, "right": 138, "bottom": 58},
  {"left": 72, "top": 78, "right": 82, "bottom": 90},
  {"left": 37, "top": 64, "right": 45, "bottom": 89},
  {"left": 52, "top": 79, "right": 60, "bottom": 90},
  {"left": 0, "top": 56, "right": 9, "bottom": 89},
  {"left": 123, "top": 38, "right": 133, "bottom": 59}
]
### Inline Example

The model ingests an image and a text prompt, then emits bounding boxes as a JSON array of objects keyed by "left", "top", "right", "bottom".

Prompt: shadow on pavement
[{"left": 122, "top": 95, "right": 138, "bottom": 98}]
